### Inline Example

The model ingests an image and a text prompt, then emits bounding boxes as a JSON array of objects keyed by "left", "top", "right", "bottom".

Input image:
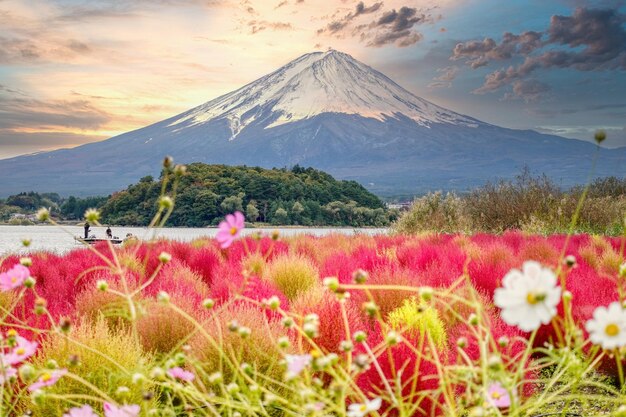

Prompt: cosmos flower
[
  {"left": 0, "top": 264, "right": 30, "bottom": 292},
  {"left": 104, "top": 403, "right": 141, "bottom": 417},
  {"left": 285, "top": 354, "right": 312, "bottom": 377},
  {"left": 63, "top": 405, "right": 98, "bottom": 417},
  {"left": 216, "top": 211, "right": 245, "bottom": 249},
  {"left": 486, "top": 382, "right": 511, "bottom": 408},
  {"left": 3, "top": 336, "right": 38, "bottom": 365},
  {"left": 167, "top": 367, "right": 195, "bottom": 382},
  {"left": 585, "top": 302, "right": 626, "bottom": 350},
  {"left": 347, "top": 397, "right": 382, "bottom": 417},
  {"left": 494, "top": 261, "right": 561, "bottom": 332},
  {"left": 28, "top": 369, "right": 67, "bottom": 391}
]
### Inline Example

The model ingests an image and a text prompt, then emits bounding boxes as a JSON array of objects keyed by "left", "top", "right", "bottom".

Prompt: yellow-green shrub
[{"left": 265, "top": 254, "right": 319, "bottom": 300}]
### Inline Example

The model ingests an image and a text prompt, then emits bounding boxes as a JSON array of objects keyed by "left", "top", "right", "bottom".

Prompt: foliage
[{"left": 99, "top": 164, "right": 391, "bottom": 227}]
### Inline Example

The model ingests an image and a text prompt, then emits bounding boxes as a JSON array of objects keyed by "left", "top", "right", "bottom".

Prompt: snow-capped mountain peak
[{"left": 169, "top": 49, "right": 479, "bottom": 139}]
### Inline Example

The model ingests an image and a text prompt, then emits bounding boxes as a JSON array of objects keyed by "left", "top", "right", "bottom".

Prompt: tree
[
  {"left": 220, "top": 194, "right": 244, "bottom": 214},
  {"left": 246, "top": 201, "right": 260, "bottom": 222},
  {"left": 273, "top": 207, "right": 289, "bottom": 225},
  {"left": 291, "top": 201, "right": 305, "bottom": 225}
]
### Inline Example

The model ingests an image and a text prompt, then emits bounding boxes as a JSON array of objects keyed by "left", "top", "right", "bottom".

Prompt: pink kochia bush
[{"left": 1, "top": 227, "right": 625, "bottom": 415}]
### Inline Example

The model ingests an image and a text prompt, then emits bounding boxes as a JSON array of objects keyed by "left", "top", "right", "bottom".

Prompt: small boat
[{"left": 74, "top": 236, "right": 123, "bottom": 245}]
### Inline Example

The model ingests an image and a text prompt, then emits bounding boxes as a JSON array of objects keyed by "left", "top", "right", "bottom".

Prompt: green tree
[
  {"left": 246, "top": 201, "right": 260, "bottom": 222},
  {"left": 220, "top": 194, "right": 244, "bottom": 214},
  {"left": 273, "top": 207, "right": 289, "bottom": 225}
]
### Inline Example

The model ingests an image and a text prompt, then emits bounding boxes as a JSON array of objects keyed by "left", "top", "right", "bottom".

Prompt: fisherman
[
  {"left": 84, "top": 221, "right": 90, "bottom": 239},
  {"left": 106, "top": 226, "right": 112, "bottom": 239}
]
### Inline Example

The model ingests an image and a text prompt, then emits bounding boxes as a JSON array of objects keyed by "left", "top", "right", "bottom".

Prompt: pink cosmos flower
[
  {"left": 28, "top": 369, "right": 67, "bottom": 391},
  {"left": 0, "top": 367, "right": 17, "bottom": 384},
  {"left": 104, "top": 402, "right": 141, "bottom": 417},
  {"left": 3, "top": 336, "right": 38, "bottom": 365},
  {"left": 486, "top": 382, "right": 511, "bottom": 408},
  {"left": 167, "top": 366, "right": 195, "bottom": 382},
  {"left": 216, "top": 211, "right": 245, "bottom": 249},
  {"left": 0, "top": 264, "right": 30, "bottom": 292},
  {"left": 63, "top": 405, "right": 98, "bottom": 417},
  {"left": 285, "top": 354, "right": 312, "bottom": 376}
]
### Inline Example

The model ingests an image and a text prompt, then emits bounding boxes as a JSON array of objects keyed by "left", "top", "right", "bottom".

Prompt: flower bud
[
  {"left": 456, "top": 337, "right": 468, "bottom": 348},
  {"left": 563, "top": 290, "right": 573, "bottom": 301},
  {"left": 363, "top": 301, "right": 379, "bottom": 317},
  {"left": 150, "top": 367, "right": 165, "bottom": 380},
  {"left": 620, "top": 262, "right": 626, "bottom": 279},
  {"left": 266, "top": 296, "right": 281, "bottom": 310},
  {"left": 208, "top": 372, "right": 222, "bottom": 385},
  {"left": 158, "top": 252, "right": 171, "bottom": 263},
  {"left": 385, "top": 331, "right": 401, "bottom": 346},
  {"left": 277, "top": 336, "right": 291, "bottom": 349},
  {"left": 157, "top": 291, "right": 170, "bottom": 304},
  {"left": 67, "top": 354, "right": 80, "bottom": 367},
  {"left": 36, "top": 208, "right": 50, "bottom": 222},
  {"left": 202, "top": 298, "right": 215, "bottom": 309},
  {"left": 594, "top": 130, "right": 606, "bottom": 144},
  {"left": 240, "top": 362, "right": 253, "bottom": 376},
  {"left": 34, "top": 297, "right": 47, "bottom": 315},
  {"left": 45, "top": 359, "right": 59, "bottom": 369},
  {"left": 497, "top": 336, "right": 509, "bottom": 347},
  {"left": 303, "top": 322, "right": 319, "bottom": 338},
  {"left": 174, "top": 164, "right": 187, "bottom": 176},
  {"left": 158, "top": 196, "right": 174, "bottom": 210},
  {"left": 419, "top": 286, "right": 434, "bottom": 302},
  {"left": 323, "top": 277, "right": 339, "bottom": 291},
  {"left": 352, "top": 269, "right": 368, "bottom": 284},
  {"left": 31, "top": 389, "right": 46, "bottom": 406},
  {"left": 19, "top": 257, "right": 32, "bottom": 267},
  {"left": 281, "top": 317, "right": 294, "bottom": 328},
  {"left": 22, "top": 238, "right": 31, "bottom": 247},
  {"left": 271, "top": 230, "right": 280, "bottom": 240},
  {"left": 564, "top": 255, "right": 576, "bottom": 267},
  {"left": 143, "top": 391, "right": 155, "bottom": 401},
  {"left": 19, "top": 364, "right": 35, "bottom": 382},
  {"left": 468, "top": 313, "right": 479, "bottom": 326},
  {"left": 226, "top": 382, "right": 239, "bottom": 395},
  {"left": 228, "top": 320, "right": 239, "bottom": 332},
  {"left": 487, "top": 355, "right": 503, "bottom": 371},
  {"left": 59, "top": 317, "right": 71, "bottom": 334},
  {"left": 116, "top": 386, "right": 130, "bottom": 397},
  {"left": 24, "top": 276, "right": 36, "bottom": 288},
  {"left": 238, "top": 326, "right": 251, "bottom": 338},
  {"left": 340, "top": 340, "right": 354, "bottom": 352},
  {"left": 353, "top": 331, "right": 367, "bottom": 343},
  {"left": 84, "top": 208, "right": 100, "bottom": 223},
  {"left": 97, "top": 280, "right": 109, "bottom": 292},
  {"left": 163, "top": 156, "right": 173, "bottom": 168}
]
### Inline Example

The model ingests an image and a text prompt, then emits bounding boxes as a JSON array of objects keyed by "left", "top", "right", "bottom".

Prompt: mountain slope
[{"left": 0, "top": 50, "right": 624, "bottom": 197}]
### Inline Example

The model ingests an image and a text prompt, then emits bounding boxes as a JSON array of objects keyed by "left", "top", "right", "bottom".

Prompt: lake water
[{"left": 0, "top": 225, "right": 389, "bottom": 255}]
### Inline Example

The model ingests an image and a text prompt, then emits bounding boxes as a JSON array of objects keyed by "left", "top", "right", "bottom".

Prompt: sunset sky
[{"left": 1, "top": 0, "right": 625, "bottom": 159}]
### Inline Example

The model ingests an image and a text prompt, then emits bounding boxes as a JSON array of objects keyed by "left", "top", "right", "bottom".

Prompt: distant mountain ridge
[{"left": 0, "top": 49, "right": 623, "bottom": 197}]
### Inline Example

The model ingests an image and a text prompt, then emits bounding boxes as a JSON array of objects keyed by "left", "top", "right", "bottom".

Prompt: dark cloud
[
  {"left": 428, "top": 65, "right": 458, "bottom": 88},
  {"left": 454, "top": 7, "right": 626, "bottom": 99},
  {"left": 319, "top": 3, "right": 428, "bottom": 48},
  {"left": 275, "top": 1, "right": 288, "bottom": 9},
  {"left": 318, "top": 1, "right": 382, "bottom": 35},
  {"left": 0, "top": 36, "right": 93, "bottom": 65}
]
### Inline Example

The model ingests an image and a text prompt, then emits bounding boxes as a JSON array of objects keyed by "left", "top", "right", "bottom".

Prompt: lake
[{"left": 0, "top": 225, "right": 389, "bottom": 255}]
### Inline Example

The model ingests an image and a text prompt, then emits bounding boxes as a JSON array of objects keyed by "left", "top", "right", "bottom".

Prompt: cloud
[
  {"left": 317, "top": 2, "right": 426, "bottom": 47},
  {"left": 534, "top": 125, "right": 626, "bottom": 148},
  {"left": 428, "top": 65, "right": 458, "bottom": 88},
  {"left": 248, "top": 20, "right": 294, "bottom": 34},
  {"left": 503, "top": 79, "right": 551, "bottom": 103},
  {"left": 453, "top": 7, "right": 626, "bottom": 99}
]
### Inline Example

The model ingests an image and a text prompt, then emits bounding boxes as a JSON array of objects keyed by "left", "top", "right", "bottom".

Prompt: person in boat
[
  {"left": 84, "top": 222, "right": 90, "bottom": 239},
  {"left": 106, "top": 226, "right": 112, "bottom": 239}
]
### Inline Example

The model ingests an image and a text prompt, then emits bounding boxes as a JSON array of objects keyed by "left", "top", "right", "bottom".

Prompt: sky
[{"left": 0, "top": 0, "right": 625, "bottom": 159}]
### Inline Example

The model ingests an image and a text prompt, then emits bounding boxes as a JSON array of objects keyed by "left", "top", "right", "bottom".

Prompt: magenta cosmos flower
[
  {"left": 63, "top": 405, "right": 98, "bottom": 417},
  {"left": 0, "top": 264, "right": 30, "bottom": 292},
  {"left": 3, "top": 336, "right": 38, "bottom": 365},
  {"left": 216, "top": 211, "right": 245, "bottom": 249},
  {"left": 486, "top": 382, "right": 511, "bottom": 408},
  {"left": 104, "top": 402, "right": 141, "bottom": 417},
  {"left": 28, "top": 369, "right": 67, "bottom": 391},
  {"left": 167, "top": 366, "right": 195, "bottom": 382}
]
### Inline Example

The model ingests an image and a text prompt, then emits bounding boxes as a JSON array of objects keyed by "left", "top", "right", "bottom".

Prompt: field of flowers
[{"left": 1, "top": 210, "right": 626, "bottom": 416}]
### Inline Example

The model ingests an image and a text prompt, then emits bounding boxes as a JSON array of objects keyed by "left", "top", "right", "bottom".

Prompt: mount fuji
[{"left": 0, "top": 49, "right": 624, "bottom": 197}]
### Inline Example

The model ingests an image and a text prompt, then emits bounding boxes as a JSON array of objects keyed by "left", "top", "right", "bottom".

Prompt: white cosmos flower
[
  {"left": 494, "top": 261, "right": 561, "bottom": 332},
  {"left": 585, "top": 302, "right": 626, "bottom": 350},
  {"left": 347, "top": 397, "right": 382, "bottom": 417}
]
